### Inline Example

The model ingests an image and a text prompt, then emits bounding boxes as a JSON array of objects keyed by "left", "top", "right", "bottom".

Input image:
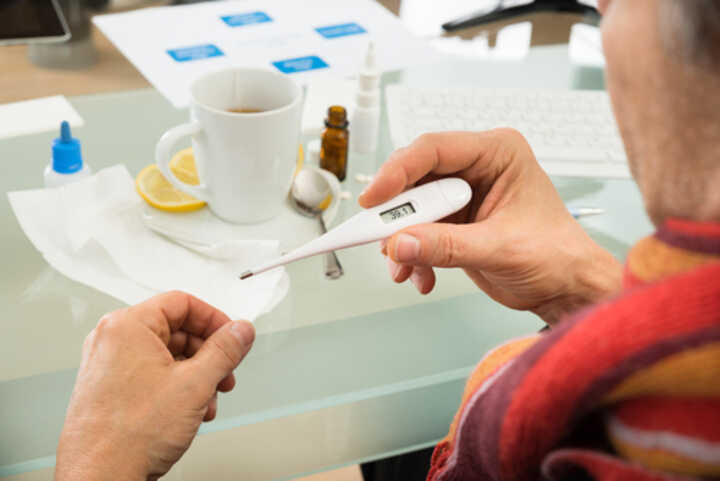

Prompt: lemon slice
[
  {"left": 169, "top": 147, "right": 200, "bottom": 185},
  {"left": 136, "top": 163, "right": 205, "bottom": 212}
]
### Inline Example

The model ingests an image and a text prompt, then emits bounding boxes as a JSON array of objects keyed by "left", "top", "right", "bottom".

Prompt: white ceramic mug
[{"left": 156, "top": 68, "right": 303, "bottom": 224}]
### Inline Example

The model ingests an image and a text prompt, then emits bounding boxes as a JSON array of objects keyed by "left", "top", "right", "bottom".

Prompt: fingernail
[
  {"left": 410, "top": 270, "right": 424, "bottom": 293},
  {"left": 395, "top": 234, "right": 420, "bottom": 263},
  {"left": 230, "top": 321, "right": 255, "bottom": 345},
  {"left": 360, "top": 184, "right": 372, "bottom": 198},
  {"left": 387, "top": 256, "right": 401, "bottom": 280}
]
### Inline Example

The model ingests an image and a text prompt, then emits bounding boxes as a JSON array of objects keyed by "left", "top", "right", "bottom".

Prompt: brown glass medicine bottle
[{"left": 320, "top": 105, "right": 349, "bottom": 181}]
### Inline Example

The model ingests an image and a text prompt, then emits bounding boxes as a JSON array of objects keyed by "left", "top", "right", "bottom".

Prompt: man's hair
[{"left": 660, "top": 1, "right": 720, "bottom": 70}]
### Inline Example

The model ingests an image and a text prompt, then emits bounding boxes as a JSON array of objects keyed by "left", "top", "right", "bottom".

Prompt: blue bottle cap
[{"left": 52, "top": 121, "right": 83, "bottom": 174}]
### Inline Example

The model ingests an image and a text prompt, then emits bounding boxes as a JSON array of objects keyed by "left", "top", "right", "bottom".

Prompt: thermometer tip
[{"left": 239, "top": 271, "right": 254, "bottom": 280}]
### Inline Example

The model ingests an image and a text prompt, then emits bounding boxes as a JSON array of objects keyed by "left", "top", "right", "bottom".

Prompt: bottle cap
[
  {"left": 325, "top": 105, "right": 349, "bottom": 128},
  {"left": 357, "top": 42, "right": 380, "bottom": 91},
  {"left": 358, "top": 73, "right": 381, "bottom": 91},
  {"left": 356, "top": 90, "right": 380, "bottom": 108},
  {"left": 362, "top": 42, "right": 377, "bottom": 73},
  {"left": 52, "top": 121, "right": 83, "bottom": 174}
]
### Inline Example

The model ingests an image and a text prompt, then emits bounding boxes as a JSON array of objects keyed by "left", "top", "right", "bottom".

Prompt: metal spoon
[{"left": 290, "top": 168, "right": 344, "bottom": 279}]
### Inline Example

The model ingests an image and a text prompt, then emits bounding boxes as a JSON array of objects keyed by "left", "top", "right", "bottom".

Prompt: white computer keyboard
[{"left": 385, "top": 85, "right": 630, "bottom": 179}]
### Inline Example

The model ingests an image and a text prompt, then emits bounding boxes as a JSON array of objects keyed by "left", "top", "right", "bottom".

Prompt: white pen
[{"left": 569, "top": 207, "right": 604, "bottom": 219}]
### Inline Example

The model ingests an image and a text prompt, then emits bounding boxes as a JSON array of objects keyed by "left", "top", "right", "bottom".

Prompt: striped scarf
[{"left": 427, "top": 219, "right": 720, "bottom": 481}]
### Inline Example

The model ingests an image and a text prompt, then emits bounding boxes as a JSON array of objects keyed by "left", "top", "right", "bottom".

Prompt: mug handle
[{"left": 155, "top": 121, "right": 210, "bottom": 202}]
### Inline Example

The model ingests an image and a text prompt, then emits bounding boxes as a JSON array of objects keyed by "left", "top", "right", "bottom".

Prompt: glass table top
[{"left": 0, "top": 45, "right": 653, "bottom": 480}]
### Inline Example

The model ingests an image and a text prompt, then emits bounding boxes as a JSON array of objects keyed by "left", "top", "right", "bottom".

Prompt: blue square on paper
[
  {"left": 221, "top": 11, "right": 272, "bottom": 27},
  {"left": 167, "top": 44, "right": 224, "bottom": 62},
  {"left": 272, "top": 55, "right": 329, "bottom": 74},
  {"left": 315, "top": 22, "right": 366, "bottom": 39}
]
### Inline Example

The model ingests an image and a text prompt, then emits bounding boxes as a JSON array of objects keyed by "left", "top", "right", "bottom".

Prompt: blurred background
[{"left": 0, "top": 0, "right": 599, "bottom": 103}]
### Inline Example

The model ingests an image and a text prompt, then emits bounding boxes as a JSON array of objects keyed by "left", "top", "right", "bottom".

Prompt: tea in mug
[{"left": 227, "top": 107, "right": 264, "bottom": 113}]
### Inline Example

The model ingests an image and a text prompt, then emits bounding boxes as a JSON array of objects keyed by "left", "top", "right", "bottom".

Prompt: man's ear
[{"left": 598, "top": 0, "right": 611, "bottom": 16}]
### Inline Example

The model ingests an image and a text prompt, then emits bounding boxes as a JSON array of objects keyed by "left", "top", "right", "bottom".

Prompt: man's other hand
[{"left": 55, "top": 291, "right": 255, "bottom": 481}]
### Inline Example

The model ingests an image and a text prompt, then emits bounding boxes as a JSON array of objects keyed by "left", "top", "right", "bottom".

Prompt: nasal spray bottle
[
  {"left": 350, "top": 42, "right": 380, "bottom": 154},
  {"left": 44, "top": 121, "right": 91, "bottom": 188}
]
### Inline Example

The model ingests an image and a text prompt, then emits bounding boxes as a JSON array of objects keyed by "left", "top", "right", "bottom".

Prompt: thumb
[
  {"left": 387, "top": 222, "right": 495, "bottom": 269},
  {"left": 188, "top": 321, "right": 255, "bottom": 389}
]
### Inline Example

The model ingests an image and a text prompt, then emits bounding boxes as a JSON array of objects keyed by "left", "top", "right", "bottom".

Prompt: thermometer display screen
[{"left": 380, "top": 202, "right": 416, "bottom": 223}]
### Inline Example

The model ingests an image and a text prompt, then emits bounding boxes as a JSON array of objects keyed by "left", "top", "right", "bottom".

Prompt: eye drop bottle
[{"left": 44, "top": 121, "right": 91, "bottom": 188}]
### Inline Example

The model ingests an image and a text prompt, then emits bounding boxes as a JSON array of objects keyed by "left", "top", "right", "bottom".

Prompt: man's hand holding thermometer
[
  {"left": 240, "top": 178, "right": 472, "bottom": 279},
  {"left": 358, "top": 130, "right": 623, "bottom": 325}
]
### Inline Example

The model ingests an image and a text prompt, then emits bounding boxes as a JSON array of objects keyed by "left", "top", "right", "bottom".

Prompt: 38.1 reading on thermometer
[{"left": 380, "top": 202, "right": 416, "bottom": 223}]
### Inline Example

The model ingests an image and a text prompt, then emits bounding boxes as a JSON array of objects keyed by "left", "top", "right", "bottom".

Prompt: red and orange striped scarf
[{"left": 428, "top": 219, "right": 720, "bottom": 481}]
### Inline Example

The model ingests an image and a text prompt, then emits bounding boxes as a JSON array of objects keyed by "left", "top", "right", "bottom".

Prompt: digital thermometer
[{"left": 240, "top": 178, "right": 472, "bottom": 280}]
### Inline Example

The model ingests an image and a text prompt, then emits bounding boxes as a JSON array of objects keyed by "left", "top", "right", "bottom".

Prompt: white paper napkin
[
  {"left": 7, "top": 165, "right": 289, "bottom": 322},
  {"left": 0, "top": 95, "right": 84, "bottom": 140}
]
